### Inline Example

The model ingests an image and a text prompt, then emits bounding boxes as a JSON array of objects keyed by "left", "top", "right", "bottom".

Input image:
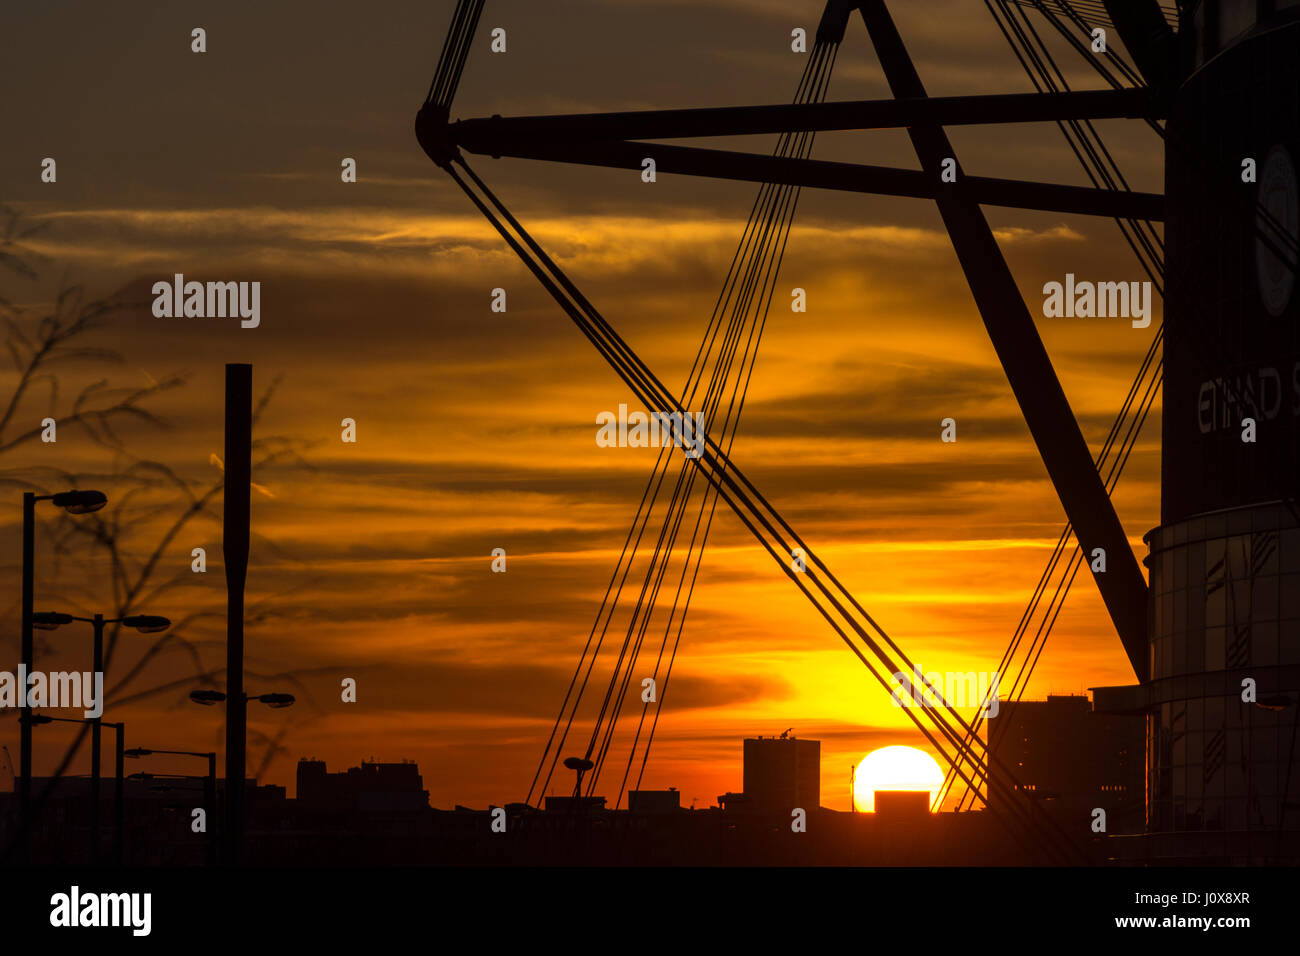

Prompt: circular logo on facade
[{"left": 1256, "top": 144, "right": 1299, "bottom": 318}]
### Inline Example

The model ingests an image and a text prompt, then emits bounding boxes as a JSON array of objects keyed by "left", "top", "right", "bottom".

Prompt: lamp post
[
  {"left": 125, "top": 747, "right": 217, "bottom": 866},
  {"left": 32, "top": 612, "right": 168, "bottom": 864},
  {"left": 18, "top": 488, "right": 107, "bottom": 861},
  {"left": 223, "top": 363, "right": 252, "bottom": 867},
  {"left": 190, "top": 686, "right": 293, "bottom": 865},
  {"left": 23, "top": 714, "right": 123, "bottom": 864},
  {"left": 563, "top": 755, "right": 594, "bottom": 799}
]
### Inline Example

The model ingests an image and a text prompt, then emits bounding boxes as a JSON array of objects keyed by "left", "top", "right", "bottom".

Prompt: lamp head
[
  {"left": 32, "top": 611, "right": 74, "bottom": 631},
  {"left": 50, "top": 490, "right": 107, "bottom": 514},
  {"left": 122, "top": 615, "right": 170, "bottom": 634}
]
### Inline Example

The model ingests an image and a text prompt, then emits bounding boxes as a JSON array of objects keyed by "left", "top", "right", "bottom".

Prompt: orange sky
[{"left": 0, "top": 0, "right": 1165, "bottom": 810}]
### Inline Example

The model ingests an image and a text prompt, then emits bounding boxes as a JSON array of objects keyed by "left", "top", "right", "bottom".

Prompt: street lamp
[
  {"left": 125, "top": 747, "right": 218, "bottom": 866},
  {"left": 32, "top": 611, "right": 170, "bottom": 864},
  {"left": 49, "top": 490, "right": 109, "bottom": 514},
  {"left": 23, "top": 714, "right": 124, "bottom": 865},
  {"left": 255, "top": 693, "right": 295, "bottom": 709},
  {"left": 563, "top": 755, "right": 594, "bottom": 799},
  {"left": 188, "top": 690, "right": 296, "bottom": 709},
  {"left": 18, "top": 488, "right": 106, "bottom": 860},
  {"left": 189, "top": 687, "right": 293, "bottom": 865}
]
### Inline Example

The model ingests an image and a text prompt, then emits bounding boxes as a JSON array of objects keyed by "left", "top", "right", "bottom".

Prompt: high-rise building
[
  {"left": 1093, "top": 1, "right": 1300, "bottom": 862},
  {"left": 742, "top": 734, "right": 819, "bottom": 811},
  {"left": 987, "top": 696, "right": 1144, "bottom": 832}
]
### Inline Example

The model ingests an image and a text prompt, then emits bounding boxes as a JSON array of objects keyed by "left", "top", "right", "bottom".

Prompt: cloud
[
  {"left": 290, "top": 656, "right": 793, "bottom": 718},
  {"left": 0, "top": 0, "right": 1165, "bottom": 809},
  {"left": 21, "top": 206, "right": 1085, "bottom": 284}
]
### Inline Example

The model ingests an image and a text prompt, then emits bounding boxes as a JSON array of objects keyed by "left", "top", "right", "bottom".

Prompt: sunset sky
[{"left": 0, "top": 0, "right": 1165, "bottom": 810}]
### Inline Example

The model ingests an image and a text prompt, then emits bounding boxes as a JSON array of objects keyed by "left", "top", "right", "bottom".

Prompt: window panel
[
  {"left": 1253, "top": 621, "right": 1278, "bottom": 666},
  {"left": 1282, "top": 574, "right": 1300, "bottom": 619},
  {"left": 1253, "top": 573, "right": 1278, "bottom": 622},
  {"left": 1207, "top": 627, "right": 1226, "bottom": 670},
  {"left": 1188, "top": 624, "right": 1205, "bottom": 672}
]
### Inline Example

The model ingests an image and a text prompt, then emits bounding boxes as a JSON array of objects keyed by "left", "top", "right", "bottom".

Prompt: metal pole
[
  {"left": 113, "top": 724, "right": 124, "bottom": 866},
  {"left": 206, "top": 752, "right": 217, "bottom": 867},
  {"left": 18, "top": 492, "right": 34, "bottom": 862},
  {"left": 224, "top": 364, "right": 252, "bottom": 866},
  {"left": 90, "top": 614, "right": 104, "bottom": 864}
]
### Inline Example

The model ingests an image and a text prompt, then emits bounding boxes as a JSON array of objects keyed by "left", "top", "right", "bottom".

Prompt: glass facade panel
[
  {"left": 1206, "top": 626, "right": 1225, "bottom": 670},
  {"left": 1187, "top": 625, "right": 1205, "bottom": 672},
  {"left": 1230, "top": 580, "right": 1251, "bottom": 620},
  {"left": 1227, "top": 535, "right": 1248, "bottom": 577},
  {"left": 1282, "top": 528, "right": 1300, "bottom": 570},
  {"left": 1253, "top": 573, "right": 1278, "bottom": 621},
  {"left": 1145, "top": 506, "right": 1300, "bottom": 840},
  {"left": 1254, "top": 621, "right": 1278, "bottom": 666},
  {"left": 1219, "top": 0, "right": 1256, "bottom": 45},
  {"left": 1282, "top": 574, "right": 1300, "bottom": 619},
  {"left": 1206, "top": 577, "right": 1225, "bottom": 627},
  {"left": 1258, "top": 532, "right": 1279, "bottom": 575}
]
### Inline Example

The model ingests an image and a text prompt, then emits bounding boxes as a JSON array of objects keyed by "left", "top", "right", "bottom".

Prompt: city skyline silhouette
[{"left": 3, "top": 0, "right": 1298, "bottom": 872}]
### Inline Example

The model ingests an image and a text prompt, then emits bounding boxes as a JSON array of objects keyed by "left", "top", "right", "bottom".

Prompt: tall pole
[
  {"left": 223, "top": 364, "right": 252, "bottom": 866},
  {"left": 90, "top": 614, "right": 104, "bottom": 864},
  {"left": 18, "top": 492, "right": 34, "bottom": 863},
  {"left": 205, "top": 752, "right": 217, "bottom": 867},
  {"left": 112, "top": 723, "right": 124, "bottom": 866}
]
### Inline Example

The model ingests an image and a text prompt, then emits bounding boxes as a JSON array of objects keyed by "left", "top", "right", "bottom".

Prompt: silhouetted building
[
  {"left": 0, "top": 772, "right": 1080, "bottom": 866},
  {"left": 742, "top": 734, "right": 820, "bottom": 811},
  {"left": 296, "top": 758, "right": 428, "bottom": 813},
  {"left": 874, "top": 789, "right": 931, "bottom": 819},
  {"left": 717, "top": 791, "right": 747, "bottom": 810},
  {"left": 543, "top": 795, "right": 606, "bottom": 813},
  {"left": 987, "top": 695, "right": 1144, "bottom": 832},
  {"left": 627, "top": 789, "right": 680, "bottom": 813},
  {"left": 5, "top": 775, "right": 278, "bottom": 866}
]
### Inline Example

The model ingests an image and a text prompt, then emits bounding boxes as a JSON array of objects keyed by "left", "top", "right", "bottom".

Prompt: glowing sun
[{"left": 853, "top": 745, "right": 944, "bottom": 812}]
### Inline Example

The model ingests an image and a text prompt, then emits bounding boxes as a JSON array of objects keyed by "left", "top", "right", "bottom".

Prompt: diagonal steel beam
[
  {"left": 859, "top": 0, "right": 1149, "bottom": 681},
  {"left": 450, "top": 88, "right": 1158, "bottom": 146},
  {"left": 450, "top": 136, "right": 1164, "bottom": 221}
]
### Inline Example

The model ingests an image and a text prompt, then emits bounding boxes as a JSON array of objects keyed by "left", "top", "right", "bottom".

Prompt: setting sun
[{"left": 854, "top": 746, "right": 944, "bottom": 812}]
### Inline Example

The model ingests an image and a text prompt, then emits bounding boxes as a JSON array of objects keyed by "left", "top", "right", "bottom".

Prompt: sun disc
[{"left": 853, "top": 745, "right": 943, "bottom": 812}]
